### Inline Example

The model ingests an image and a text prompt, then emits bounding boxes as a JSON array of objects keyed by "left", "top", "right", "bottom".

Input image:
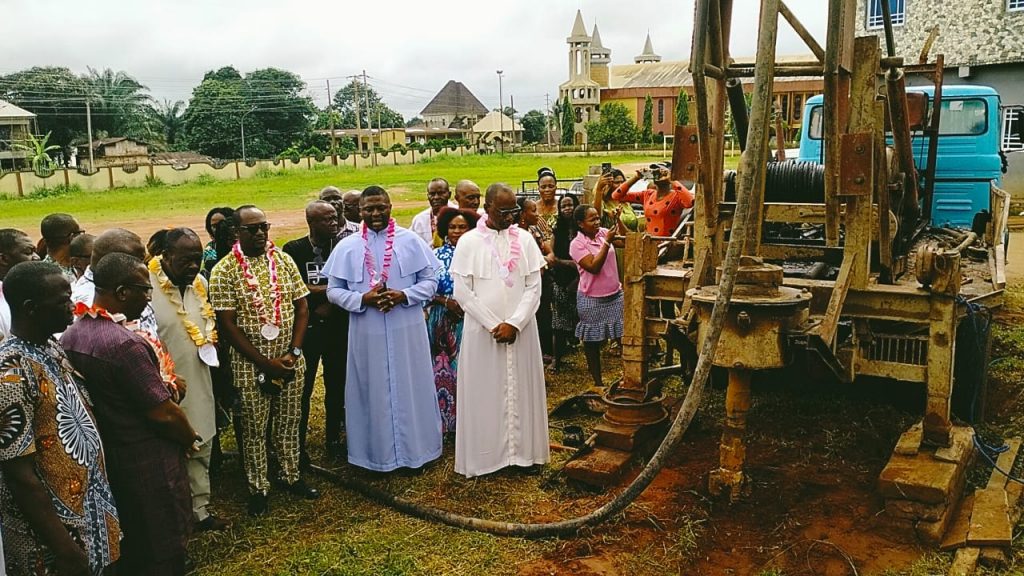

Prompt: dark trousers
[
  {"left": 537, "top": 273, "right": 554, "bottom": 357},
  {"left": 299, "top": 315, "right": 348, "bottom": 461}
]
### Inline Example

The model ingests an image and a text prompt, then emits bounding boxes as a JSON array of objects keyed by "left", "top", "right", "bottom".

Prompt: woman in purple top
[{"left": 569, "top": 204, "right": 626, "bottom": 388}]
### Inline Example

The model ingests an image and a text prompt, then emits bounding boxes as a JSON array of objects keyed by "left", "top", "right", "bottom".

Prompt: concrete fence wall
[{"left": 0, "top": 145, "right": 473, "bottom": 198}]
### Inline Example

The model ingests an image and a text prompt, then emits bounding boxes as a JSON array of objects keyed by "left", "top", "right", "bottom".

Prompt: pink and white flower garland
[
  {"left": 363, "top": 218, "right": 396, "bottom": 288},
  {"left": 478, "top": 217, "right": 522, "bottom": 287},
  {"left": 231, "top": 241, "right": 282, "bottom": 330}
]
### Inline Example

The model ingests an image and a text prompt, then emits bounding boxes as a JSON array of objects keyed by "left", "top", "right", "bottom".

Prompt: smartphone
[
  {"left": 641, "top": 169, "right": 654, "bottom": 179},
  {"left": 601, "top": 162, "right": 612, "bottom": 174}
]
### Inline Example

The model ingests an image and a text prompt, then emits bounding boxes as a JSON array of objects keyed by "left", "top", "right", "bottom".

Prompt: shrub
[
  {"left": 193, "top": 174, "right": 216, "bottom": 186},
  {"left": 145, "top": 174, "right": 165, "bottom": 187},
  {"left": 29, "top": 183, "right": 82, "bottom": 198}
]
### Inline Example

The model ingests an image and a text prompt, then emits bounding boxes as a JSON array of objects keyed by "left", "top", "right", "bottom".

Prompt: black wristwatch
[{"left": 291, "top": 347, "right": 303, "bottom": 358}]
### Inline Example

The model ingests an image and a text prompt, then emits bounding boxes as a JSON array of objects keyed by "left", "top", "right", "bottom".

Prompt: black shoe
[
  {"left": 326, "top": 440, "right": 345, "bottom": 458},
  {"left": 247, "top": 493, "right": 269, "bottom": 517},
  {"left": 195, "top": 514, "right": 232, "bottom": 532},
  {"left": 284, "top": 479, "right": 320, "bottom": 500}
]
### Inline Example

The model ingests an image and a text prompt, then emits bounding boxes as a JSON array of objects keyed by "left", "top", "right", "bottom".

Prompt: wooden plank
[
  {"left": 978, "top": 546, "right": 1007, "bottom": 568},
  {"left": 987, "top": 437, "right": 1021, "bottom": 491},
  {"left": 966, "top": 487, "right": 1011, "bottom": 547},
  {"left": 948, "top": 547, "right": 979, "bottom": 576},
  {"left": 940, "top": 492, "right": 975, "bottom": 551},
  {"left": 817, "top": 252, "right": 857, "bottom": 346}
]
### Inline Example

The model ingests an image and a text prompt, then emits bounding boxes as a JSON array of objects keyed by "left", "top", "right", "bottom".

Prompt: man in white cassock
[{"left": 450, "top": 183, "right": 549, "bottom": 477}]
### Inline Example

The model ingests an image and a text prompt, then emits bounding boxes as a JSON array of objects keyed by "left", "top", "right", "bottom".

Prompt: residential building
[
  {"left": 76, "top": 137, "right": 150, "bottom": 172},
  {"left": 0, "top": 99, "right": 35, "bottom": 171},
  {"left": 472, "top": 110, "right": 523, "bottom": 146},
  {"left": 420, "top": 81, "right": 489, "bottom": 130},
  {"left": 856, "top": 0, "right": 1024, "bottom": 195}
]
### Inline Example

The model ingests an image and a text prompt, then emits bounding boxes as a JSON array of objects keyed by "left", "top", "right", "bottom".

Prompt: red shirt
[{"left": 611, "top": 181, "right": 694, "bottom": 236}]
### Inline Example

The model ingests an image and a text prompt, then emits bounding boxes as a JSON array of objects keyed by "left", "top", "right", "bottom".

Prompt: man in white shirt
[
  {"left": 70, "top": 228, "right": 159, "bottom": 337},
  {"left": 0, "top": 229, "right": 40, "bottom": 342},
  {"left": 410, "top": 178, "right": 457, "bottom": 248}
]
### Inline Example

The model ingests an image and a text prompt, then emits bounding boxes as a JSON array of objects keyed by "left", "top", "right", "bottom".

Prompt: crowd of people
[{"left": 0, "top": 163, "right": 692, "bottom": 575}]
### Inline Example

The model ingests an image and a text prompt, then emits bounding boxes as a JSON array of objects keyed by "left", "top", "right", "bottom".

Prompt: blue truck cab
[{"left": 797, "top": 86, "right": 1003, "bottom": 228}]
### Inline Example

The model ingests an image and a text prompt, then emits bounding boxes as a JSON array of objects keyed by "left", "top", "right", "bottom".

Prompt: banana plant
[{"left": 12, "top": 131, "right": 62, "bottom": 172}]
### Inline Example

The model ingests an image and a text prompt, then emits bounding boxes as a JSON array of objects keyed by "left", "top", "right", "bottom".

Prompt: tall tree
[
  {"left": 332, "top": 80, "right": 403, "bottom": 130},
  {"left": 585, "top": 102, "right": 638, "bottom": 146},
  {"left": 151, "top": 99, "right": 186, "bottom": 149},
  {"left": 560, "top": 96, "right": 575, "bottom": 146},
  {"left": 521, "top": 110, "right": 547, "bottom": 144},
  {"left": 641, "top": 94, "right": 654, "bottom": 144},
  {"left": 183, "top": 66, "right": 316, "bottom": 159},
  {"left": 676, "top": 89, "right": 690, "bottom": 126},
  {"left": 0, "top": 67, "right": 90, "bottom": 164},
  {"left": 84, "top": 67, "right": 155, "bottom": 141}
]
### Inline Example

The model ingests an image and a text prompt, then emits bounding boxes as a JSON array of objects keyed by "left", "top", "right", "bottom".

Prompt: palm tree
[
  {"left": 13, "top": 131, "right": 61, "bottom": 172},
  {"left": 151, "top": 99, "right": 186, "bottom": 149},
  {"left": 84, "top": 67, "right": 155, "bottom": 140}
]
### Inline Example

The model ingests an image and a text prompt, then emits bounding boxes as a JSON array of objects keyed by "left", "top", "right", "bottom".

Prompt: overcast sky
[{"left": 3, "top": 0, "right": 828, "bottom": 119}]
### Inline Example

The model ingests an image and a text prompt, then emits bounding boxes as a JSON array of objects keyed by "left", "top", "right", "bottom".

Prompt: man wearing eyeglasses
[
  {"left": 283, "top": 201, "right": 351, "bottom": 465},
  {"left": 39, "top": 213, "right": 83, "bottom": 284},
  {"left": 209, "top": 205, "right": 317, "bottom": 517},
  {"left": 449, "top": 183, "right": 550, "bottom": 478},
  {"left": 62, "top": 253, "right": 200, "bottom": 575}
]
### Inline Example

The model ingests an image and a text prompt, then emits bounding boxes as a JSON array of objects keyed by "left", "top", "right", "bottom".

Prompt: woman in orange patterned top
[{"left": 610, "top": 162, "right": 695, "bottom": 237}]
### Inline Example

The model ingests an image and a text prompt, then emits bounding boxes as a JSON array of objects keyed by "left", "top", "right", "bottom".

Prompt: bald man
[
  {"left": 71, "top": 228, "right": 158, "bottom": 337},
  {"left": 341, "top": 190, "right": 362, "bottom": 233},
  {"left": 283, "top": 201, "right": 351, "bottom": 464},
  {"left": 455, "top": 180, "right": 483, "bottom": 212},
  {"left": 320, "top": 186, "right": 360, "bottom": 237}
]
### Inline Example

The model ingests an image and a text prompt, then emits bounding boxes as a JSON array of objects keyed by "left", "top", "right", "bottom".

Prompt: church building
[{"left": 559, "top": 10, "right": 823, "bottom": 146}]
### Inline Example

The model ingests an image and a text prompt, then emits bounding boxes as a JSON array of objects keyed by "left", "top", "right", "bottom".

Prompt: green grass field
[{"left": 0, "top": 153, "right": 676, "bottom": 239}]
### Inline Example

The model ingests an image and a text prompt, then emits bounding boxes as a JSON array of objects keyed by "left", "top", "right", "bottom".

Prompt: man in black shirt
[{"left": 282, "top": 200, "right": 351, "bottom": 464}]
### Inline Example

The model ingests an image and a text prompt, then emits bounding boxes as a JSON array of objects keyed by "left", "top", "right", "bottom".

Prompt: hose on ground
[{"left": 310, "top": 168, "right": 754, "bottom": 538}]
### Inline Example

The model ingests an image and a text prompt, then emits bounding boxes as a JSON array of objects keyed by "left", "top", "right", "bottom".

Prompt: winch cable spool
[
  {"left": 724, "top": 161, "right": 826, "bottom": 204},
  {"left": 310, "top": 129, "right": 760, "bottom": 540}
]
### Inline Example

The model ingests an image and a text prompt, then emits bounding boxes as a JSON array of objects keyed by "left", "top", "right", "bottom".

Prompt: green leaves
[
  {"left": 182, "top": 67, "right": 316, "bottom": 159},
  {"left": 331, "top": 80, "right": 404, "bottom": 130},
  {"left": 585, "top": 102, "right": 639, "bottom": 146}
]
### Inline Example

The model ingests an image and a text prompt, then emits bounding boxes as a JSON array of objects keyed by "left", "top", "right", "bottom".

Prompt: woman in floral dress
[{"left": 426, "top": 207, "right": 480, "bottom": 434}]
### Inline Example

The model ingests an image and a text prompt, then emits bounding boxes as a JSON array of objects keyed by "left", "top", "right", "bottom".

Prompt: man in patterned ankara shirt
[
  {"left": 210, "top": 205, "right": 317, "bottom": 517},
  {"left": 0, "top": 261, "right": 120, "bottom": 576}
]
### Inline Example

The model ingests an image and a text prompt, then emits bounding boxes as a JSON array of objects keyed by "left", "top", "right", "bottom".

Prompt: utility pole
[
  {"left": 241, "top": 105, "right": 256, "bottom": 162},
  {"left": 353, "top": 75, "right": 363, "bottom": 154},
  {"left": 326, "top": 79, "right": 336, "bottom": 160},
  {"left": 496, "top": 70, "right": 504, "bottom": 154},
  {"left": 85, "top": 99, "right": 95, "bottom": 171},
  {"left": 545, "top": 93, "right": 552, "bottom": 147},
  {"left": 510, "top": 94, "right": 516, "bottom": 151},
  {"left": 363, "top": 70, "right": 375, "bottom": 166}
]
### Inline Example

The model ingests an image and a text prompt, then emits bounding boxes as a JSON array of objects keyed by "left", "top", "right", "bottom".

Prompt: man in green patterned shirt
[{"left": 209, "top": 205, "right": 318, "bottom": 516}]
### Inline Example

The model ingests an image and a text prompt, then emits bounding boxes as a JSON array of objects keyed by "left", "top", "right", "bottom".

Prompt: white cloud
[{"left": 2, "top": 0, "right": 828, "bottom": 118}]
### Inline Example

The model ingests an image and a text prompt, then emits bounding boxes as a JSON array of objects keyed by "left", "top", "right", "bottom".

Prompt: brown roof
[{"left": 420, "top": 80, "right": 488, "bottom": 117}]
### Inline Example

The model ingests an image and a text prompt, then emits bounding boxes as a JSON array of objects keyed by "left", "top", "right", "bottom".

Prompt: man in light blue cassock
[{"left": 324, "top": 186, "right": 443, "bottom": 472}]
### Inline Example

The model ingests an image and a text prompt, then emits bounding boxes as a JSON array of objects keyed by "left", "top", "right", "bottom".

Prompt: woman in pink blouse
[{"left": 569, "top": 204, "right": 626, "bottom": 388}]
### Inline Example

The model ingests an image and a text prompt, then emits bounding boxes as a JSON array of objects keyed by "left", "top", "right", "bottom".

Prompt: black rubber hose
[{"left": 310, "top": 157, "right": 755, "bottom": 539}]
